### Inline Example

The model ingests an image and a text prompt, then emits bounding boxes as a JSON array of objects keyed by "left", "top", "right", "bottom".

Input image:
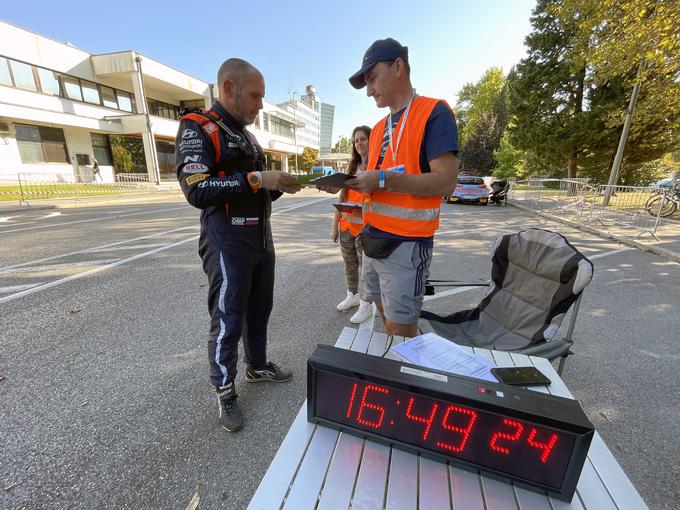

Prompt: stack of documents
[{"left": 391, "top": 332, "right": 498, "bottom": 382}]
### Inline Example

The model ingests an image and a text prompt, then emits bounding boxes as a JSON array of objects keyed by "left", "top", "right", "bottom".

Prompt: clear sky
[{"left": 2, "top": 0, "right": 536, "bottom": 145}]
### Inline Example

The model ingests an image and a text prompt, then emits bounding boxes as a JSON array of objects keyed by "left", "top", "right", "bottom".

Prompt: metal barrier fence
[
  {"left": 0, "top": 172, "right": 179, "bottom": 204},
  {"left": 510, "top": 179, "right": 672, "bottom": 239}
]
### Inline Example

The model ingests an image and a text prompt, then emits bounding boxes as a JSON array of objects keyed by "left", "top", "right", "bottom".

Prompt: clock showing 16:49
[{"left": 307, "top": 345, "right": 594, "bottom": 502}]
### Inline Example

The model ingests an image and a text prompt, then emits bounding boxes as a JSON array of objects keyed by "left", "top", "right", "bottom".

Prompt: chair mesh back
[
  {"left": 421, "top": 228, "right": 593, "bottom": 350},
  {"left": 478, "top": 229, "right": 593, "bottom": 347}
]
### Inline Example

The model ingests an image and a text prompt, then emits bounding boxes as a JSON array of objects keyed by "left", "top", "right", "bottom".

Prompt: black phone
[{"left": 490, "top": 366, "right": 551, "bottom": 386}]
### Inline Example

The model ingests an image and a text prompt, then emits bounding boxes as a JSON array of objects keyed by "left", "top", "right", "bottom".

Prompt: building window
[
  {"left": 37, "top": 68, "right": 61, "bottom": 96},
  {"left": 270, "top": 115, "right": 295, "bottom": 138},
  {"left": 15, "top": 123, "right": 68, "bottom": 164},
  {"left": 180, "top": 99, "right": 204, "bottom": 110},
  {"left": 91, "top": 133, "right": 113, "bottom": 166},
  {"left": 81, "top": 80, "right": 100, "bottom": 104},
  {"left": 10, "top": 60, "right": 37, "bottom": 91},
  {"left": 0, "top": 57, "right": 12, "bottom": 86},
  {"left": 155, "top": 140, "right": 176, "bottom": 174},
  {"left": 0, "top": 56, "right": 141, "bottom": 114},
  {"left": 61, "top": 76, "right": 83, "bottom": 101},
  {"left": 116, "top": 90, "right": 133, "bottom": 112},
  {"left": 101, "top": 86, "right": 118, "bottom": 109},
  {"left": 148, "top": 98, "right": 178, "bottom": 120},
  {"left": 262, "top": 112, "right": 269, "bottom": 132}
]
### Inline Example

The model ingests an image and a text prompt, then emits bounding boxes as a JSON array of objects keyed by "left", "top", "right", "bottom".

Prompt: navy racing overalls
[{"left": 175, "top": 102, "right": 282, "bottom": 388}]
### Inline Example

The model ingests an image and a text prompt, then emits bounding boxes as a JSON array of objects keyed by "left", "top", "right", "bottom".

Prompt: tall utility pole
[
  {"left": 291, "top": 91, "right": 299, "bottom": 173},
  {"left": 603, "top": 60, "right": 644, "bottom": 205}
]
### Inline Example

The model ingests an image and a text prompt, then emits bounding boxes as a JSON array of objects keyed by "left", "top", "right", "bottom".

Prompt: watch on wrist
[
  {"left": 378, "top": 170, "right": 386, "bottom": 190},
  {"left": 247, "top": 171, "right": 261, "bottom": 192}
]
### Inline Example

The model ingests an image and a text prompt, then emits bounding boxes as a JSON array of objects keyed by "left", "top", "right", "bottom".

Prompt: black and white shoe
[
  {"left": 216, "top": 382, "right": 244, "bottom": 432},
  {"left": 245, "top": 361, "right": 292, "bottom": 383}
]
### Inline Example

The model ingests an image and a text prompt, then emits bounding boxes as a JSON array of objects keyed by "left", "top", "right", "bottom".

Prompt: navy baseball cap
[{"left": 349, "top": 38, "right": 409, "bottom": 89}]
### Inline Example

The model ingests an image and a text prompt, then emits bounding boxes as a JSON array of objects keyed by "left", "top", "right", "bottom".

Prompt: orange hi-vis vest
[
  {"left": 338, "top": 188, "right": 366, "bottom": 237},
  {"left": 365, "top": 96, "right": 444, "bottom": 238}
]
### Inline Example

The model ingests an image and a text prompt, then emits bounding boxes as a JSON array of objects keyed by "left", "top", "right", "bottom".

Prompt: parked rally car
[{"left": 446, "top": 175, "right": 490, "bottom": 205}]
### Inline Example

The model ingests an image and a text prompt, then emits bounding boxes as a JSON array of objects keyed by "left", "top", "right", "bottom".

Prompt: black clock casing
[{"left": 307, "top": 345, "right": 594, "bottom": 502}]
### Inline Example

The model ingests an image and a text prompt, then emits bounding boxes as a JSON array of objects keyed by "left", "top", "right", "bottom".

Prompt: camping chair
[{"left": 420, "top": 228, "right": 593, "bottom": 375}]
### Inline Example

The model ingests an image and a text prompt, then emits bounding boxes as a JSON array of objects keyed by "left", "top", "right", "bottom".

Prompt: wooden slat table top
[{"left": 248, "top": 328, "right": 647, "bottom": 510}]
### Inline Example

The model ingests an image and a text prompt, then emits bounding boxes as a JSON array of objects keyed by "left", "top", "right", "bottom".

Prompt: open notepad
[{"left": 390, "top": 332, "right": 498, "bottom": 382}]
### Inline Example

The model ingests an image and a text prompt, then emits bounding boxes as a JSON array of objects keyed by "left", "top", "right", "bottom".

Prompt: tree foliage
[
  {"left": 289, "top": 147, "right": 319, "bottom": 172},
  {"left": 456, "top": 67, "right": 509, "bottom": 173},
  {"left": 493, "top": 131, "right": 526, "bottom": 179},
  {"left": 507, "top": 0, "right": 680, "bottom": 183},
  {"left": 332, "top": 136, "right": 352, "bottom": 154}
]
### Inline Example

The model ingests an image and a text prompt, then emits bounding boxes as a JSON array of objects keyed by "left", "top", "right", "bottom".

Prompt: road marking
[
  {"left": 0, "top": 216, "right": 12, "bottom": 222},
  {"left": 85, "top": 243, "right": 169, "bottom": 253},
  {"left": 40, "top": 212, "right": 62, "bottom": 219},
  {"left": 271, "top": 197, "right": 329, "bottom": 215},
  {"left": 0, "top": 259, "right": 119, "bottom": 276},
  {"left": 0, "top": 237, "right": 198, "bottom": 305},
  {"left": 0, "top": 205, "right": 189, "bottom": 234},
  {"left": 0, "top": 197, "right": 324, "bottom": 305},
  {"left": 588, "top": 247, "right": 633, "bottom": 259},
  {"left": 0, "top": 225, "right": 198, "bottom": 272},
  {"left": 0, "top": 282, "right": 46, "bottom": 293},
  {"left": 423, "top": 248, "right": 633, "bottom": 303}
]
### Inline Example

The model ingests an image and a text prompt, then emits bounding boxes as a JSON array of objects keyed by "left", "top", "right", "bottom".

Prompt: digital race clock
[{"left": 307, "top": 345, "right": 594, "bottom": 502}]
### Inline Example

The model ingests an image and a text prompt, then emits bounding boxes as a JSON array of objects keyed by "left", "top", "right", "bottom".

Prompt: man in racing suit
[{"left": 175, "top": 58, "right": 301, "bottom": 432}]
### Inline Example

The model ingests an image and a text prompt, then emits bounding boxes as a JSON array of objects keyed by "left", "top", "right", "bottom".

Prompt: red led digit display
[
  {"left": 436, "top": 405, "right": 477, "bottom": 452},
  {"left": 405, "top": 398, "right": 438, "bottom": 441},
  {"left": 314, "top": 371, "right": 576, "bottom": 490},
  {"left": 356, "top": 384, "right": 389, "bottom": 428},
  {"left": 489, "top": 419, "right": 524, "bottom": 455}
]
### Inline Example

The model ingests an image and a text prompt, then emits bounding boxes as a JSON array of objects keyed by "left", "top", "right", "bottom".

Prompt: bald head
[
  {"left": 216, "top": 58, "right": 265, "bottom": 127},
  {"left": 217, "top": 58, "right": 262, "bottom": 94}
]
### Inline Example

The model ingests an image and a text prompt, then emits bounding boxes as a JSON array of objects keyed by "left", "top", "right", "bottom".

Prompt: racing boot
[
  {"left": 216, "top": 382, "right": 243, "bottom": 432},
  {"left": 336, "top": 290, "right": 360, "bottom": 311},
  {"left": 245, "top": 361, "right": 292, "bottom": 383},
  {"left": 350, "top": 300, "right": 373, "bottom": 323}
]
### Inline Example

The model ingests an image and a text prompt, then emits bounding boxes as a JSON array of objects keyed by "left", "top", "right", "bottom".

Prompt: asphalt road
[{"left": 1, "top": 193, "right": 678, "bottom": 510}]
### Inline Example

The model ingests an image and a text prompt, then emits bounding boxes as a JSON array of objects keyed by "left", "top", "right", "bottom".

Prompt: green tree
[
  {"left": 111, "top": 144, "right": 133, "bottom": 173},
  {"left": 289, "top": 147, "right": 319, "bottom": 172},
  {"left": 332, "top": 136, "right": 352, "bottom": 154},
  {"left": 493, "top": 132, "right": 526, "bottom": 179},
  {"left": 110, "top": 136, "right": 146, "bottom": 173},
  {"left": 456, "top": 67, "right": 508, "bottom": 150},
  {"left": 461, "top": 113, "right": 498, "bottom": 174},
  {"left": 509, "top": 0, "right": 680, "bottom": 181},
  {"left": 507, "top": 0, "right": 589, "bottom": 178}
]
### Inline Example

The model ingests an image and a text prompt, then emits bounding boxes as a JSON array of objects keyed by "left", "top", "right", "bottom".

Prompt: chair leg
[{"left": 557, "top": 355, "right": 568, "bottom": 376}]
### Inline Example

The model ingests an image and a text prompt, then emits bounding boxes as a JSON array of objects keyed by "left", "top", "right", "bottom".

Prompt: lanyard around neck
[{"left": 387, "top": 89, "right": 416, "bottom": 163}]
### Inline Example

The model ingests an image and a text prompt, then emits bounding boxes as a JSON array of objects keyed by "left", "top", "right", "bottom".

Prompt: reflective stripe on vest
[
  {"left": 367, "top": 202, "right": 440, "bottom": 221},
  {"left": 365, "top": 96, "right": 446, "bottom": 238}
]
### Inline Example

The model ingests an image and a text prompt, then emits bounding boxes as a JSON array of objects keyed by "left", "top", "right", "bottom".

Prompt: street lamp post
[{"left": 291, "top": 91, "right": 299, "bottom": 173}]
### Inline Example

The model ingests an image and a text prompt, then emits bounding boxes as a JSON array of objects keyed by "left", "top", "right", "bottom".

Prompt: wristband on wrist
[
  {"left": 378, "top": 170, "right": 386, "bottom": 190},
  {"left": 247, "top": 171, "right": 262, "bottom": 192}
]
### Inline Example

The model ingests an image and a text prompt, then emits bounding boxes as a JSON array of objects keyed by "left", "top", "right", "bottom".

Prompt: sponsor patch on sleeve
[
  {"left": 185, "top": 173, "right": 209, "bottom": 185},
  {"left": 182, "top": 163, "right": 209, "bottom": 174}
]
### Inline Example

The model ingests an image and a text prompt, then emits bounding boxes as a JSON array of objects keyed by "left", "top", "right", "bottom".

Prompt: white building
[
  {"left": 0, "top": 21, "right": 302, "bottom": 183},
  {"left": 278, "top": 97, "right": 319, "bottom": 152}
]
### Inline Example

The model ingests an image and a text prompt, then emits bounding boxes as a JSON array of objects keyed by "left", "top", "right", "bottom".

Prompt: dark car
[{"left": 447, "top": 176, "right": 490, "bottom": 205}]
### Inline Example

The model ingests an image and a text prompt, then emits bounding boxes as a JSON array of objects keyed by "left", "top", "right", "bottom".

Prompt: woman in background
[{"left": 331, "top": 125, "right": 372, "bottom": 323}]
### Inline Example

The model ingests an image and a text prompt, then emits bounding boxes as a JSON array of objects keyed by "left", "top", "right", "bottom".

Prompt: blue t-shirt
[{"left": 365, "top": 100, "right": 459, "bottom": 244}]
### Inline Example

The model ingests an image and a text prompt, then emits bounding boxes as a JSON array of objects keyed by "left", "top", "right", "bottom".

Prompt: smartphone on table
[{"left": 490, "top": 366, "right": 551, "bottom": 386}]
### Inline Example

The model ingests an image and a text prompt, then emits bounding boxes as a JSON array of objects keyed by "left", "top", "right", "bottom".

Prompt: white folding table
[{"left": 248, "top": 327, "right": 647, "bottom": 510}]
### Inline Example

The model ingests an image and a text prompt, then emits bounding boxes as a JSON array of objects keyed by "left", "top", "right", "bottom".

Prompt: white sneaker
[
  {"left": 336, "top": 291, "right": 360, "bottom": 311},
  {"left": 350, "top": 300, "right": 373, "bottom": 323}
]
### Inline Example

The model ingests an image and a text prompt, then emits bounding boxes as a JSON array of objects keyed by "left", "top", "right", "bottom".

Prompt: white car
[{"left": 447, "top": 176, "right": 490, "bottom": 205}]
